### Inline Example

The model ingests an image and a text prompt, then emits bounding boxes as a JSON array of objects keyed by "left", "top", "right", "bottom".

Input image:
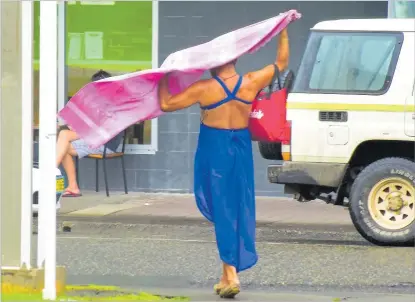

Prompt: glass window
[
  {"left": 389, "top": 0, "right": 415, "bottom": 18},
  {"left": 293, "top": 31, "right": 403, "bottom": 95},
  {"left": 33, "top": 1, "right": 154, "bottom": 147}
]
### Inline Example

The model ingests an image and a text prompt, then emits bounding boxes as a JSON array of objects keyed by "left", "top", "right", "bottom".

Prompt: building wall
[{"left": 77, "top": 1, "right": 388, "bottom": 196}]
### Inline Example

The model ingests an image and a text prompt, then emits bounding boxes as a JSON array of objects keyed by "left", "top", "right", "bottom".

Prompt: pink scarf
[{"left": 58, "top": 10, "right": 301, "bottom": 148}]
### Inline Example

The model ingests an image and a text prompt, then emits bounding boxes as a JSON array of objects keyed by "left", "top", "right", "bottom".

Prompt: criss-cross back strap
[{"left": 200, "top": 76, "right": 251, "bottom": 110}]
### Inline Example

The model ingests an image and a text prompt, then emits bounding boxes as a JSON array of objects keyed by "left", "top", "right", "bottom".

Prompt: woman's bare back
[{"left": 198, "top": 75, "right": 259, "bottom": 129}]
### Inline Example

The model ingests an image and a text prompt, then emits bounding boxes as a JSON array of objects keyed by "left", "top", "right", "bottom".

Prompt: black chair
[{"left": 76, "top": 130, "right": 128, "bottom": 197}]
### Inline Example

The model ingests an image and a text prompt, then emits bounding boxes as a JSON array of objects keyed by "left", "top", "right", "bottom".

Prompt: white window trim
[
  {"left": 124, "top": 0, "right": 159, "bottom": 155},
  {"left": 57, "top": 2, "right": 67, "bottom": 112}
]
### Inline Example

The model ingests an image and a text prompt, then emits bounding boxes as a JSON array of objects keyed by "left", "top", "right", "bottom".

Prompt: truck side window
[{"left": 293, "top": 31, "right": 404, "bottom": 95}]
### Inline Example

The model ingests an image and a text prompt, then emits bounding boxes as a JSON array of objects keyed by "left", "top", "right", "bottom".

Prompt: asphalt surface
[{"left": 31, "top": 219, "right": 415, "bottom": 301}]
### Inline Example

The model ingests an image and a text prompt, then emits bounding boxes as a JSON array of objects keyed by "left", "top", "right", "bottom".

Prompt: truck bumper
[{"left": 268, "top": 161, "right": 348, "bottom": 188}]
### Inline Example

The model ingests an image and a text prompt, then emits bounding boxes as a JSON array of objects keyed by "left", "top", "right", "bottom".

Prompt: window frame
[
  {"left": 292, "top": 30, "right": 404, "bottom": 96},
  {"left": 59, "top": 1, "right": 159, "bottom": 155},
  {"left": 123, "top": 0, "right": 159, "bottom": 155}
]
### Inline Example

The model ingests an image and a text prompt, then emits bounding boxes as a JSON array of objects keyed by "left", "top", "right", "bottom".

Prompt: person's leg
[
  {"left": 62, "top": 140, "right": 113, "bottom": 197},
  {"left": 214, "top": 264, "right": 239, "bottom": 294},
  {"left": 219, "top": 263, "right": 241, "bottom": 298},
  {"left": 216, "top": 129, "right": 255, "bottom": 298},
  {"left": 214, "top": 264, "right": 229, "bottom": 294},
  {"left": 61, "top": 139, "right": 89, "bottom": 197},
  {"left": 223, "top": 263, "right": 239, "bottom": 285},
  {"left": 61, "top": 145, "right": 81, "bottom": 195},
  {"left": 56, "top": 129, "right": 78, "bottom": 167}
]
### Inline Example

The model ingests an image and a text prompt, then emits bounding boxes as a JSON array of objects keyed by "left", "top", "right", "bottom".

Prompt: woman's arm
[
  {"left": 248, "top": 28, "right": 290, "bottom": 90},
  {"left": 158, "top": 75, "right": 205, "bottom": 112},
  {"left": 275, "top": 28, "right": 290, "bottom": 71}
]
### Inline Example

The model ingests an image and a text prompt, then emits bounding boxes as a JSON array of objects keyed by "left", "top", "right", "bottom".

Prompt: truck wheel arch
[{"left": 348, "top": 140, "right": 414, "bottom": 167}]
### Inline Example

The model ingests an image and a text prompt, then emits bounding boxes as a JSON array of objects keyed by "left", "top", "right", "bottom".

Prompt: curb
[
  {"left": 1, "top": 284, "right": 187, "bottom": 301},
  {"left": 56, "top": 213, "right": 356, "bottom": 233},
  {"left": 109, "top": 286, "right": 415, "bottom": 302}
]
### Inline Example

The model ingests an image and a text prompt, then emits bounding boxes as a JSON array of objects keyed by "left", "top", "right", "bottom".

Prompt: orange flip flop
[
  {"left": 219, "top": 284, "right": 240, "bottom": 299},
  {"left": 62, "top": 190, "right": 82, "bottom": 198},
  {"left": 214, "top": 282, "right": 226, "bottom": 295}
]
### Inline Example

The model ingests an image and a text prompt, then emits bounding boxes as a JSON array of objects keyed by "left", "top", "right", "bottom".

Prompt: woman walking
[{"left": 158, "top": 29, "right": 289, "bottom": 298}]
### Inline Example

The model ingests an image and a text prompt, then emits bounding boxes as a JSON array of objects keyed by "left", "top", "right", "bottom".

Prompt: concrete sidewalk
[{"left": 58, "top": 192, "right": 353, "bottom": 226}]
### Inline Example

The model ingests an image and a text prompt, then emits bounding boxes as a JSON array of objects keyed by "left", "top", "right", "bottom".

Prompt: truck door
[{"left": 404, "top": 82, "right": 415, "bottom": 137}]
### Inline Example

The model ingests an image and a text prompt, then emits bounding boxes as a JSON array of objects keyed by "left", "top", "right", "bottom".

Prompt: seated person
[{"left": 57, "top": 70, "right": 123, "bottom": 197}]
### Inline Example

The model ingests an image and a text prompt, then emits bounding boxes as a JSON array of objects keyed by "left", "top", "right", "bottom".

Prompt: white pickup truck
[{"left": 262, "top": 18, "right": 415, "bottom": 246}]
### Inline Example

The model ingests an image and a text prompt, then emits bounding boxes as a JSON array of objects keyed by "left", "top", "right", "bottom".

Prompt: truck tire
[
  {"left": 349, "top": 157, "right": 415, "bottom": 246},
  {"left": 258, "top": 142, "right": 282, "bottom": 160},
  {"left": 258, "top": 69, "right": 294, "bottom": 160}
]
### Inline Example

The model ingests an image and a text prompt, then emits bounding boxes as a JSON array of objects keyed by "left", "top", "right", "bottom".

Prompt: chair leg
[
  {"left": 102, "top": 158, "right": 109, "bottom": 197},
  {"left": 75, "top": 157, "right": 80, "bottom": 186},
  {"left": 95, "top": 159, "right": 99, "bottom": 192},
  {"left": 121, "top": 157, "right": 128, "bottom": 194}
]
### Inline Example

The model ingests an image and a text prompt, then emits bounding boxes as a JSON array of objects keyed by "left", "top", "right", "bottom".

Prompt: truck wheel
[
  {"left": 257, "top": 69, "right": 294, "bottom": 160},
  {"left": 258, "top": 142, "right": 282, "bottom": 160},
  {"left": 349, "top": 158, "right": 415, "bottom": 246}
]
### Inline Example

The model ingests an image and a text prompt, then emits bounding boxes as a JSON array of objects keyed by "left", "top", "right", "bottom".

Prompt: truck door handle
[{"left": 319, "top": 111, "right": 348, "bottom": 122}]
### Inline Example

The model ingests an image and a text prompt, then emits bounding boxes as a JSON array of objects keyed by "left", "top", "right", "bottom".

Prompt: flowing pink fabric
[{"left": 58, "top": 10, "right": 301, "bottom": 148}]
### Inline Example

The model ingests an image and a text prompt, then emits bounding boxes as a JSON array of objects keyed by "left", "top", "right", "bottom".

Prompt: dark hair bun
[{"left": 91, "top": 69, "right": 112, "bottom": 81}]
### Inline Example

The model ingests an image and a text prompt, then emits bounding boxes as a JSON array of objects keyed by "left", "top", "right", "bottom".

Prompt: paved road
[{"left": 31, "top": 219, "right": 415, "bottom": 301}]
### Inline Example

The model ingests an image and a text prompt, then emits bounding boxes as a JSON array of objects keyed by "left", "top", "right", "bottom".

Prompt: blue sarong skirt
[{"left": 194, "top": 123, "right": 258, "bottom": 272}]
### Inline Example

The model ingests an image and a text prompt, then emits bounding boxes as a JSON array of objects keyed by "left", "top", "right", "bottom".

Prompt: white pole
[
  {"left": 20, "top": 0, "right": 34, "bottom": 270},
  {"left": 57, "top": 1, "right": 67, "bottom": 112},
  {"left": 151, "top": 0, "right": 159, "bottom": 151},
  {"left": 39, "top": 1, "right": 58, "bottom": 300},
  {"left": 0, "top": 2, "right": 2, "bottom": 300},
  {"left": 36, "top": 2, "right": 44, "bottom": 270}
]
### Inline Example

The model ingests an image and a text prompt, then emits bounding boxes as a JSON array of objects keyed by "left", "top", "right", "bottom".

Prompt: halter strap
[{"left": 200, "top": 76, "right": 251, "bottom": 110}]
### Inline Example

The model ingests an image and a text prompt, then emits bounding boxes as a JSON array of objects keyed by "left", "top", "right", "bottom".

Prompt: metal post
[
  {"left": 150, "top": 0, "right": 159, "bottom": 152},
  {"left": 39, "top": 1, "right": 58, "bottom": 299},
  {"left": 0, "top": 0, "right": 23, "bottom": 269},
  {"left": 0, "top": 3, "right": 2, "bottom": 300},
  {"left": 57, "top": 1, "right": 67, "bottom": 112},
  {"left": 20, "top": 0, "right": 34, "bottom": 270}
]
